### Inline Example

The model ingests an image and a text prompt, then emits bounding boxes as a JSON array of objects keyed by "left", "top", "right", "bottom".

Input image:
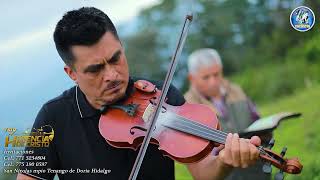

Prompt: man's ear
[{"left": 64, "top": 65, "right": 77, "bottom": 82}]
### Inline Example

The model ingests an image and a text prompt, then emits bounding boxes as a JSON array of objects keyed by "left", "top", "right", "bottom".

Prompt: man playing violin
[{"left": 17, "top": 7, "right": 261, "bottom": 180}]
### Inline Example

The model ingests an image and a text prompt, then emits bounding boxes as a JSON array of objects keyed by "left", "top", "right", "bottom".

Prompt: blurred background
[{"left": 1, "top": 0, "right": 319, "bottom": 179}]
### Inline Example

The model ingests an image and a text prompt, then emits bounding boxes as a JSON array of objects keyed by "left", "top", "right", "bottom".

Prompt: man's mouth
[{"left": 104, "top": 81, "right": 121, "bottom": 91}]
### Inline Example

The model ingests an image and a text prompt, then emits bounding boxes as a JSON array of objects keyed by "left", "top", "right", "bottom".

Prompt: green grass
[
  {"left": 260, "top": 84, "right": 320, "bottom": 180},
  {"left": 175, "top": 84, "right": 320, "bottom": 179}
]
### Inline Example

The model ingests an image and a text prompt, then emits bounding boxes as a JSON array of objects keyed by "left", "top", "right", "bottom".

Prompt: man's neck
[
  {"left": 211, "top": 94, "right": 222, "bottom": 101},
  {"left": 87, "top": 98, "right": 102, "bottom": 110},
  {"left": 201, "top": 89, "right": 222, "bottom": 101}
]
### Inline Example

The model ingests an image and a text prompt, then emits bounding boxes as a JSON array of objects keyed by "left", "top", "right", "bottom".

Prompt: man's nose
[
  {"left": 208, "top": 76, "right": 217, "bottom": 85},
  {"left": 102, "top": 65, "right": 118, "bottom": 82}
]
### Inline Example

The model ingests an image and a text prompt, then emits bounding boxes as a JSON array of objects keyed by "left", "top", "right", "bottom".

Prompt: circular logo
[{"left": 290, "top": 6, "right": 315, "bottom": 32}]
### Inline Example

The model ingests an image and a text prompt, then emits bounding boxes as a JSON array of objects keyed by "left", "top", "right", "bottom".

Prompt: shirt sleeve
[
  {"left": 20, "top": 105, "right": 59, "bottom": 180},
  {"left": 153, "top": 80, "right": 185, "bottom": 106},
  {"left": 166, "top": 84, "right": 186, "bottom": 106}
]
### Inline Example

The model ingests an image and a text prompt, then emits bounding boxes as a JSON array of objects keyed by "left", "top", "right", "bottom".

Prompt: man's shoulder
[
  {"left": 183, "top": 88, "right": 198, "bottom": 103},
  {"left": 32, "top": 86, "right": 76, "bottom": 128},
  {"left": 43, "top": 86, "right": 76, "bottom": 110},
  {"left": 223, "top": 79, "right": 245, "bottom": 94},
  {"left": 223, "top": 79, "right": 248, "bottom": 101}
]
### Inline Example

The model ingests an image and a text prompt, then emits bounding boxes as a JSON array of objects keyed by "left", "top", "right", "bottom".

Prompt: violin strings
[
  {"left": 132, "top": 111, "right": 227, "bottom": 144},
  {"left": 174, "top": 113, "right": 228, "bottom": 136},
  {"left": 169, "top": 112, "right": 228, "bottom": 139},
  {"left": 135, "top": 106, "right": 228, "bottom": 137},
  {"left": 162, "top": 112, "right": 227, "bottom": 144},
  {"left": 170, "top": 116, "right": 275, "bottom": 159},
  {"left": 133, "top": 109, "right": 275, "bottom": 160},
  {"left": 133, "top": 109, "right": 228, "bottom": 143},
  {"left": 258, "top": 147, "right": 274, "bottom": 159},
  {"left": 164, "top": 120, "right": 226, "bottom": 144},
  {"left": 134, "top": 105, "right": 228, "bottom": 140},
  {"left": 164, "top": 120, "right": 274, "bottom": 160},
  {"left": 167, "top": 118, "right": 275, "bottom": 160}
]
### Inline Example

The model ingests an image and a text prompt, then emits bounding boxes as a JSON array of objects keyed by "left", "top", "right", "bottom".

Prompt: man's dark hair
[{"left": 53, "top": 7, "right": 119, "bottom": 67}]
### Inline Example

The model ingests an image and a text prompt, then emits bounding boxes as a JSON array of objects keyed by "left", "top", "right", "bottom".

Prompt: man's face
[
  {"left": 189, "top": 64, "right": 223, "bottom": 98},
  {"left": 64, "top": 32, "right": 129, "bottom": 109}
]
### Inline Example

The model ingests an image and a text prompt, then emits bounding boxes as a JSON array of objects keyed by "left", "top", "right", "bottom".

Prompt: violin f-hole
[{"left": 130, "top": 126, "right": 157, "bottom": 135}]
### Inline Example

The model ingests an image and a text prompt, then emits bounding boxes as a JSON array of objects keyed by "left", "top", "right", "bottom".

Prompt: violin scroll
[{"left": 259, "top": 138, "right": 303, "bottom": 179}]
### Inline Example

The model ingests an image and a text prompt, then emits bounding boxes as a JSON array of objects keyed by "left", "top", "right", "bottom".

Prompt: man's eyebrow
[
  {"left": 107, "top": 50, "right": 122, "bottom": 62},
  {"left": 82, "top": 50, "right": 121, "bottom": 73},
  {"left": 83, "top": 63, "right": 105, "bottom": 73}
]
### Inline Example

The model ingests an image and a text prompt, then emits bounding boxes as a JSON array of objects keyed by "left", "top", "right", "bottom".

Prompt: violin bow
[{"left": 128, "top": 13, "right": 193, "bottom": 180}]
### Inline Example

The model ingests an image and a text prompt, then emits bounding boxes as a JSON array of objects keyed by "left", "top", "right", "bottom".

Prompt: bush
[
  {"left": 230, "top": 34, "right": 320, "bottom": 104},
  {"left": 289, "top": 159, "right": 320, "bottom": 180}
]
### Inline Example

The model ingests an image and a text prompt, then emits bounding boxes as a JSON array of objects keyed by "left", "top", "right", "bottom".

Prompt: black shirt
[{"left": 21, "top": 77, "right": 185, "bottom": 180}]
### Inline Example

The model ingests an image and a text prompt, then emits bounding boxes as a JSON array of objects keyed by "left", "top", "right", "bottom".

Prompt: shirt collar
[
  {"left": 75, "top": 85, "right": 100, "bottom": 119},
  {"left": 75, "top": 77, "right": 135, "bottom": 119}
]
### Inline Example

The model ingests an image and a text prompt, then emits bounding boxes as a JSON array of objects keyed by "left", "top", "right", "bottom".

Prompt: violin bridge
[{"left": 142, "top": 104, "right": 155, "bottom": 123}]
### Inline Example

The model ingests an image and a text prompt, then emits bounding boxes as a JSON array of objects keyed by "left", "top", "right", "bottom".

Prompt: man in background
[{"left": 185, "top": 48, "right": 271, "bottom": 180}]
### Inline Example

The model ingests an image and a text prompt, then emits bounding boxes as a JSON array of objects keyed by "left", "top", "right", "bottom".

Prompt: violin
[
  {"left": 99, "top": 80, "right": 303, "bottom": 178},
  {"left": 99, "top": 13, "right": 302, "bottom": 180}
]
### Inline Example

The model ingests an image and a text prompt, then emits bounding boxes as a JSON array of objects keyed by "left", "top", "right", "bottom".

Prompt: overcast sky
[{"left": 0, "top": 0, "right": 159, "bottom": 57}]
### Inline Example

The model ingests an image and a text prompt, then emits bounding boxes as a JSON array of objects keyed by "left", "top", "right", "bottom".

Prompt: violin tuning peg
[
  {"left": 268, "top": 138, "right": 275, "bottom": 149},
  {"left": 275, "top": 171, "right": 284, "bottom": 180},
  {"left": 280, "top": 147, "right": 287, "bottom": 157},
  {"left": 262, "top": 162, "right": 272, "bottom": 174}
]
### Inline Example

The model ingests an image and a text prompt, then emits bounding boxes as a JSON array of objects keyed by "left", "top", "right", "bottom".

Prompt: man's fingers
[
  {"left": 220, "top": 133, "right": 232, "bottom": 165},
  {"left": 249, "top": 144, "right": 260, "bottom": 163},
  {"left": 250, "top": 136, "right": 261, "bottom": 146},
  {"left": 249, "top": 136, "right": 261, "bottom": 165},
  {"left": 239, "top": 138, "right": 250, "bottom": 168},
  {"left": 231, "top": 133, "right": 240, "bottom": 167},
  {"left": 219, "top": 134, "right": 260, "bottom": 168},
  {"left": 219, "top": 149, "right": 225, "bottom": 160}
]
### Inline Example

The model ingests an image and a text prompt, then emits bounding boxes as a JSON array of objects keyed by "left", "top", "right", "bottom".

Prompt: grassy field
[{"left": 175, "top": 84, "right": 320, "bottom": 180}]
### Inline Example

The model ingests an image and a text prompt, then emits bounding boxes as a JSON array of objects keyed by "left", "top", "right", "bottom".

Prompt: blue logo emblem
[{"left": 290, "top": 6, "right": 315, "bottom": 32}]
